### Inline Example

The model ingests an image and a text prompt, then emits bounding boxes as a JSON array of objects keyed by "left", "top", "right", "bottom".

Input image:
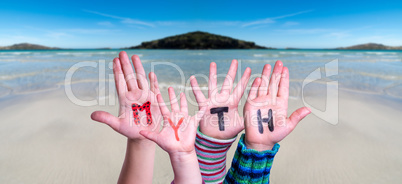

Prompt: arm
[
  {"left": 118, "top": 139, "right": 155, "bottom": 184},
  {"left": 91, "top": 51, "right": 162, "bottom": 184},
  {"left": 224, "top": 134, "right": 279, "bottom": 184},
  {"left": 190, "top": 60, "right": 251, "bottom": 183},
  {"left": 140, "top": 88, "right": 207, "bottom": 184},
  {"left": 170, "top": 150, "right": 202, "bottom": 184},
  {"left": 195, "top": 127, "right": 236, "bottom": 183},
  {"left": 225, "top": 61, "right": 311, "bottom": 183}
]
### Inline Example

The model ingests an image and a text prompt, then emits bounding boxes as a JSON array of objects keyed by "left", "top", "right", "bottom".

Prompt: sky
[{"left": 0, "top": 0, "right": 401, "bottom": 48}]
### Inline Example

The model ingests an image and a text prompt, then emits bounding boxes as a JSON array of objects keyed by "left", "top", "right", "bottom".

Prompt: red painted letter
[
  {"left": 131, "top": 101, "right": 153, "bottom": 125},
  {"left": 168, "top": 117, "right": 184, "bottom": 141}
]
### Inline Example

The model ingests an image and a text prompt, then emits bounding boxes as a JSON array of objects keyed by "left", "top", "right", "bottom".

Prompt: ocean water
[{"left": 0, "top": 49, "right": 401, "bottom": 100}]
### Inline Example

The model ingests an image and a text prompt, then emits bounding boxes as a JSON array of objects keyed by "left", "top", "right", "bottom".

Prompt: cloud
[
  {"left": 325, "top": 32, "right": 350, "bottom": 39},
  {"left": 98, "top": 21, "right": 114, "bottom": 27},
  {"left": 322, "top": 26, "right": 372, "bottom": 39},
  {"left": 120, "top": 19, "right": 154, "bottom": 27},
  {"left": 353, "top": 35, "right": 402, "bottom": 45},
  {"left": 275, "top": 28, "right": 330, "bottom": 34},
  {"left": 242, "top": 18, "right": 275, "bottom": 27},
  {"left": 45, "top": 28, "right": 118, "bottom": 39},
  {"left": 193, "top": 21, "right": 241, "bottom": 27},
  {"left": 0, "top": 35, "right": 41, "bottom": 45},
  {"left": 83, "top": 9, "right": 155, "bottom": 27},
  {"left": 242, "top": 10, "right": 313, "bottom": 27},
  {"left": 283, "top": 21, "right": 299, "bottom": 26},
  {"left": 85, "top": 9, "right": 312, "bottom": 29},
  {"left": 46, "top": 32, "right": 70, "bottom": 39},
  {"left": 271, "top": 10, "right": 313, "bottom": 19},
  {"left": 62, "top": 28, "right": 117, "bottom": 34},
  {"left": 155, "top": 21, "right": 190, "bottom": 27}
]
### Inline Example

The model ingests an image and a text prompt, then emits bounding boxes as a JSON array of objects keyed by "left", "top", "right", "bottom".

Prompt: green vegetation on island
[
  {"left": 2, "top": 37, "right": 401, "bottom": 51},
  {"left": 336, "top": 43, "right": 402, "bottom": 50},
  {"left": 126, "top": 31, "right": 272, "bottom": 49},
  {"left": 0, "top": 43, "right": 60, "bottom": 50}
]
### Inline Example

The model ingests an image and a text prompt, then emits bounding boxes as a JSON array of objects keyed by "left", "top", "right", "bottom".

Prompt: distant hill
[
  {"left": 0, "top": 43, "right": 60, "bottom": 50},
  {"left": 336, "top": 43, "right": 402, "bottom": 50},
  {"left": 126, "top": 31, "right": 272, "bottom": 49}
]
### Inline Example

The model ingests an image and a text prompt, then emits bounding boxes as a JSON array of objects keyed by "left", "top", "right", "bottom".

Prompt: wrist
[
  {"left": 198, "top": 122, "right": 221, "bottom": 139},
  {"left": 225, "top": 134, "right": 279, "bottom": 183},
  {"left": 196, "top": 126, "right": 237, "bottom": 144},
  {"left": 169, "top": 150, "right": 197, "bottom": 162},
  {"left": 127, "top": 138, "right": 155, "bottom": 148},
  {"left": 244, "top": 140, "right": 275, "bottom": 151},
  {"left": 169, "top": 150, "right": 202, "bottom": 184}
]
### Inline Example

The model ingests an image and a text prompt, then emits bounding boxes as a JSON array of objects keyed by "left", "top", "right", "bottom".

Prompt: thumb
[
  {"left": 139, "top": 130, "right": 159, "bottom": 143},
  {"left": 288, "top": 107, "right": 311, "bottom": 129},
  {"left": 91, "top": 111, "right": 120, "bottom": 131}
]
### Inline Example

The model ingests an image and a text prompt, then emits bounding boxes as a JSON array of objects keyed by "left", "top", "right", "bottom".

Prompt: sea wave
[
  {"left": 0, "top": 50, "right": 401, "bottom": 101},
  {"left": 0, "top": 71, "right": 41, "bottom": 80}
]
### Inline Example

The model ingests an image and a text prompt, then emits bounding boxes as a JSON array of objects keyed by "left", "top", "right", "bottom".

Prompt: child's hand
[
  {"left": 190, "top": 60, "right": 251, "bottom": 139},
  {"left": 244, "top": 61, "right": 311, "bottom": 151},
  {"left": 140, "top": 88, "right": 206, "bottom": 184},
  {"left": 140, "top": 87, "right": 206, "bottom": 154},
  {"left": 91, "top": 51, "right": 162, "bottom": 141}
]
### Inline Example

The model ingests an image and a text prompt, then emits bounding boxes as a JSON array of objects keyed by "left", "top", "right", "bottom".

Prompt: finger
[
  {"left": 132, "top": 55, "right": 148, "bottom": 90},
  {"left": 258, "top": 64, "right": 271, "bottom": 96},
  {"left": 149, "top": 72, "right": 161, "bottom": 95},
  {"left": 221, "top": 59, "right": 238, "bottom": 94},
  {"left": 288, "top": 107, "right": 311, "bottom": 129},
  {"left": 168, "top": 87, "right": 180, "bottom": 113},
  {"left": 180, "top": 93, "right": 188, "bottom": 115},
  {"left": 139, "top": 130, "right": 159, "bottom": 144},
  {"left": 208, "top": 62, "right": 217, "bottom": 98},
  {"left": 91, "top": 111, "right": 120, "bottom": 131},
  {"left": 247, "top": 77, "right": 261, "bottom": 101},
  {"left": 190, "top": 76, "right": 207, "bottom": 105},
  {"left": 233, "top": 67, "right": 251, "bottom": 103},
  {"left": 278, "top": 67, "right": 289, "bottom": 100},
  {"left": 119, "top": 51, "right": 137, "bottom": 91},
  {"left": 268, "top": 60, "right": 283, "bottom": 104},
  {"left": 113, "top": 58, "right": 127, "bottom": 98},
  {"left": 157, "top": 94, "right": 170, "bottom": 117}
]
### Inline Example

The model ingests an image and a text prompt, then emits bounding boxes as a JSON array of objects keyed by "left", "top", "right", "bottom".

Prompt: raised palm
[
  {"left": 190, "top": 60, "right": 251, "bottom": 139},
  {"left": 91, "top": 51, "right": 162, "bottom": 140},
  {"left": 244, "top": 61, "right": 311, "bottom": 151},
  {"left": 140, "top": 88, "right": 206, "bottom": 154}
]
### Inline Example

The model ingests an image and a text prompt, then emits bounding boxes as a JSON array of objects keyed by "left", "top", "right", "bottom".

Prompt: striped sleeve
[
  {"left": 171, "top": 180, "right": 206, "bottom": 184},
  {"left": 195, "top": 127, "right": 237, "bottom": 184},
  {"left": 224, "top": 134, "right": 280, "bottom": 184}
]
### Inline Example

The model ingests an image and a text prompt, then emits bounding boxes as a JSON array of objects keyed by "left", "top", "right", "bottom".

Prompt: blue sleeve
[{"left": 224, "top": 134, "right": 280, "bottom": 184}]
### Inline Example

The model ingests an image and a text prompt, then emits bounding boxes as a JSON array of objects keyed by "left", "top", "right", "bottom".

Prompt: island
[
  {"left": 336, "top": 43, "right": 402, "bottom": 50},
  {"left": 0, "top": 43, "right": 60, "bottom": 50},
  {"left": 125, "top": 31, "right": 272, "bottom": 49},
  {"left": 2, "top": 38, "right": 401, "bottom": 51}
]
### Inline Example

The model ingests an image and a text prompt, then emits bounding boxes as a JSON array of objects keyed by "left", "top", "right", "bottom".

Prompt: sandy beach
[
  {"left": 2, "top": 0, "right": 402, "bottom": 182},
  {"left": 1, "top": 84, "right": 401, "bottom": 184}
]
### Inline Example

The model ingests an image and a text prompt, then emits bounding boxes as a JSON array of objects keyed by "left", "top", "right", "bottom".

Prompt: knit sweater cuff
[
  {"left": 224, "top": 134, "right": 280, "bottom": 184},
  {"left": 195, "top": 127, "right": 237, "bottom": 184}
]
